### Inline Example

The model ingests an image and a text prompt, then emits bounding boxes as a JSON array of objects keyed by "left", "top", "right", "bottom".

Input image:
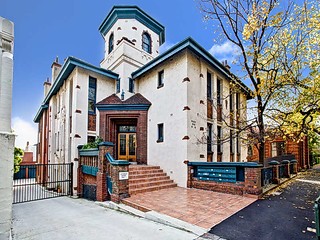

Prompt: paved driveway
[
  {"left": 12, "top": 197, "right": 199, "bottom": 240},
  {"left": 122, "top": 187, "right": 256, "bottom": 229}
]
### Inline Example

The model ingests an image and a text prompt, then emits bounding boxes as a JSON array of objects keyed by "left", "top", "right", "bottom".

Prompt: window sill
[
  {"left": 217, "top": 152, "right": 223, "bottom": 155},
  {"left": 156, "top": 139, "right": 163, "bottom": 143}
]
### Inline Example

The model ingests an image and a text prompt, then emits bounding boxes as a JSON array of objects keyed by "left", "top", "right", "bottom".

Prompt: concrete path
[
  {"left": 12, "top": 197, "right": 199, "bottom": 240},
  {"left": 209, "top": 168, "right": 320, "bottom": 240}
]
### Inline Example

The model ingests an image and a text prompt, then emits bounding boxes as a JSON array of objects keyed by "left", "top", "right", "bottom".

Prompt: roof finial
[{"left": 121, "top": 90, "right": 125, "bottom": 100}]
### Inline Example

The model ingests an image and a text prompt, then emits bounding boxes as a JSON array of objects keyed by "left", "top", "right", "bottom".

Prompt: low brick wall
[
  {"left": 77, "top": 142, "right": 130, "bottom": 203},
  {"left": 187, "top": 162, "right": 263, "bottom": 197},
  {"left": 192, "top": 180, "right": 245, "bottom": 195}
]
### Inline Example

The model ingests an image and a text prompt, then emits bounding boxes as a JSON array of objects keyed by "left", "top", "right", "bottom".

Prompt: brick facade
[
  {"left": 88, "top": 114, "right": 96, "bottom": 131},
  {"left": 97, "top": 93, "right": 151, "bottom": 164},
  {"left": 248, "top": 136, "right": 310, "bottom": 170}
]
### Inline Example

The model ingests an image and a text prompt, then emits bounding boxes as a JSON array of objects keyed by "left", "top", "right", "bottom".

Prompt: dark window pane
[
  {"left": 119, "top": 135, "right": 126, "bottom": 155},
  {"left": 88, "top": 100, "right": 95, "bottom": 112},
  {"left": 158, "top": 70, "right": 164, "bottom": 87},
  {"left": 88, "top": 87, "right": 95, "bottom": 100},
  {"left": 158, "top": 123, "right": 164, "bottom": 142},
  {"left": 207, "top": 123, "right": 212, "bottom": 152},
  {"left": 119, "top": 126, "right": 136, "bottom": 133},
  {"left": 128, "top": 134, "right": 136, "bottom": 155},
  {"left": 207, "top": 72, "right": 212, "bottom": 99},
  {"left": 109, "top": 34, "right": 114, "bottom": 53},
  {"left": 142, "top": 33, "right": 151, "bottom": 53}
]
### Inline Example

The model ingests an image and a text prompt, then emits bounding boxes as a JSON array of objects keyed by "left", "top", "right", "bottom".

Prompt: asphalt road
[{"left": 210, "top": 169, "right": 320, "bottom": 240}]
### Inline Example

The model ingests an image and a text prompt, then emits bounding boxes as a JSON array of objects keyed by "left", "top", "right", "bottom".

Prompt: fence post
[
  {"left": 96, "top": 142, "right": 114, "bottom": 202},
  {"left": 282, "top": 160, "right": 290, "bottom": 178},
  {"left": 269, "top": 161, "right": 280, "bottom": 184},
  {"left": 185, "top": 161, "right": 193, "bottom": 188},
  {"left": 290, "top": 159, "right": 298, "bottom": 174},
  {"left": 77, "top": 145, "right": 83, "bottom": 198},
  {"left": 244, "top": 165, "right": 263, "bottom": 196}
]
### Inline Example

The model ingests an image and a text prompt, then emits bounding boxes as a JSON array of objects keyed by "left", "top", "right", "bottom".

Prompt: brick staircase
[{"left": 128, "top": 165, "right": 177, "bottom": 195}]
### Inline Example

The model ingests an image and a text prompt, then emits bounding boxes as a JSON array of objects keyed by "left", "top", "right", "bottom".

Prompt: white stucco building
[{"left": 35, "top": 6, "right": 251, "bottom": 190}]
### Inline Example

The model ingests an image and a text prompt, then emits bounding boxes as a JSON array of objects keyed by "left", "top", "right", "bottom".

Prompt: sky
[{"left": 1, "top": 0, "right": 240, "bottom": 148}]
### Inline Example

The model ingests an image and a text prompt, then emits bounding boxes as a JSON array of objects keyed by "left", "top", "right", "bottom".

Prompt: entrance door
[{"left": 118, "top": 133, "right": 136, "bottom": 161}]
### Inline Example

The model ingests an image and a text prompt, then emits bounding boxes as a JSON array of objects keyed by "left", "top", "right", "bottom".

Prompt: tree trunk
[{"left": 257, "top": 96, "right": 265, "bottom": 165}]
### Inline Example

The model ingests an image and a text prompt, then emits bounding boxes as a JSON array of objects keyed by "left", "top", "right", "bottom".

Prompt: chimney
[
  {"left": 51, "top": 56, "right": 61, "bottom": 83},
  {"left": 222, "top": 60, "right": 231, "bottom": 72},
  {"left": 43, "top": 77, "right": 51, "bottom": 97},
  {"left": 25, "top": 141, "right": 30, "bottom": 152}
]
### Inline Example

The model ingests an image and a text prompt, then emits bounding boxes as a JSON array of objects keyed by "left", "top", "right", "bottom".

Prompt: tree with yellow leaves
[{"left": 198, "top": 0, "right": 319, "bottom": 164}]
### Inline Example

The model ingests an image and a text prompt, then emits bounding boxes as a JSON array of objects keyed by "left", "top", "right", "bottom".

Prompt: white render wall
[
  {"left": 137, "top": 50, "right": 189, "bottom": 187},
  {"left": 186, "top": 51, "right": 208, "bottom": 162},
  {"left": 101, "top": 18, "right": 160, "bottom": 67},
  {"left": 47, "top": 67, "right": 115, "bottom": 191},
  {"left": 100, "top": 18, "right": 161, "bottom": 100},
  {"left": 136, "top": 49, "right": 249, "bottom": 187}
]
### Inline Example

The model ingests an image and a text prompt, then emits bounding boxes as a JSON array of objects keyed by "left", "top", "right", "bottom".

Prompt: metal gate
[{"left": 13, "top": 163, "right": 73, "bottom": 204}]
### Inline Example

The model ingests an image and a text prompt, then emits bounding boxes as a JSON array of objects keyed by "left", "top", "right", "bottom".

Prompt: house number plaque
[{"left": 119, "top": 171, "right": 129, "bottom": 180}]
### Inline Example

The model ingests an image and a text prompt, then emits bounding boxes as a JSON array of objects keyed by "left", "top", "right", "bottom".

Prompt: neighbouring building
[
  {"left": 247, "top": 135, "right": 310, "bottom": 170},
  {"left": 34, "top": 6, "right": 252, "bottom": 191},
  {"left": 0, "top": 16, "right": 15, "bottom": 239}
]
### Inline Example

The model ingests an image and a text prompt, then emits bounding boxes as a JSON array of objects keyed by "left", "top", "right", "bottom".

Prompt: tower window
[
  {"left": 109, "top": 33, "right": 114, "bottom": 54},
  {"left": 142, "top": 32, "right": 151, "bottom": 54}
]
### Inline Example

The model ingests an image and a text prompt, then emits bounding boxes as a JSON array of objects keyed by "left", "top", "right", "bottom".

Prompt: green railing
[{"left": 79, "top": 148, "right": 99, "bottom": 176}]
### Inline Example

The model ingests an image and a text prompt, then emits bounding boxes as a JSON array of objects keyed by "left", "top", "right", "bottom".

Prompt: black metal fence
[
  {"left": 261, "top": 167, "right": 273, "bottom": 187},
  {"left": 13, "top": 163, "right": 73, "bottom": 204}
]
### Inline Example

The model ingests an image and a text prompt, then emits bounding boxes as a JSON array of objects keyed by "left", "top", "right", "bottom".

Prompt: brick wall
[
  {"left": 88, "top": 114, "right": 96, "bottom": 131},
  {"left": 248, "top": 136, "right": 310, "bottom": 170}
]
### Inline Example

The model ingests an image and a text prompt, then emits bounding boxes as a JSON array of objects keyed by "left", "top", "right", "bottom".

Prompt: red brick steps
[{"left": 128, "top": 165, "right": 177, "bottom": 195}]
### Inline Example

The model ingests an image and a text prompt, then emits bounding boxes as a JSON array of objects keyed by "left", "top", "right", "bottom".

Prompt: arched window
[
  {"left": 108, "top": 33, "right": 114, "bottom": 54},
  {"left": 142, "top": 32, "right": 151, "bottom": 54}
]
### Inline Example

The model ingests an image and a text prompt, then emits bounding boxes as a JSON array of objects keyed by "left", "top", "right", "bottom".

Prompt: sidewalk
[{"left": 209, "top": 168, "right": 320, "bottom": 240}]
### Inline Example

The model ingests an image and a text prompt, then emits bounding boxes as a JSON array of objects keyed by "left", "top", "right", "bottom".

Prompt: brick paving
[{"left": 123, "top": 187, "right": 256, "bottom": 229}]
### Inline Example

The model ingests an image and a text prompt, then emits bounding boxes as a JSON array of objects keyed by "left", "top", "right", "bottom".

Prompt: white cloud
[
  {"left": 159, "top": 41, "right": 176, "bottom": 54},
  {"left": 209, "top": 41, "right": 240, "bottom": 64},
  {"left": 12, "top": 117, "right": 37, "bottom": 149}
]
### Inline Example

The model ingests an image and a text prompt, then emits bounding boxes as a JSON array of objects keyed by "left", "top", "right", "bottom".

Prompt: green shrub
[{"left": 82, "top": 136, "right": 103, "bottom": 150}]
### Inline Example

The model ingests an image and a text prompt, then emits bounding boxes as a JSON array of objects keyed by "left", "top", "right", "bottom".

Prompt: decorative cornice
[
  {"left": 131, "top": 37, "right": 253, "bottom": 99},
  {"left": 99, "top": 6, "right": 165, "bottom": 45},
  {"left": 33, "top": 56, "right": 118, "bottom": 123},
  {"left": 97, "top": 104, "right": 150, "bottom": 111}
]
